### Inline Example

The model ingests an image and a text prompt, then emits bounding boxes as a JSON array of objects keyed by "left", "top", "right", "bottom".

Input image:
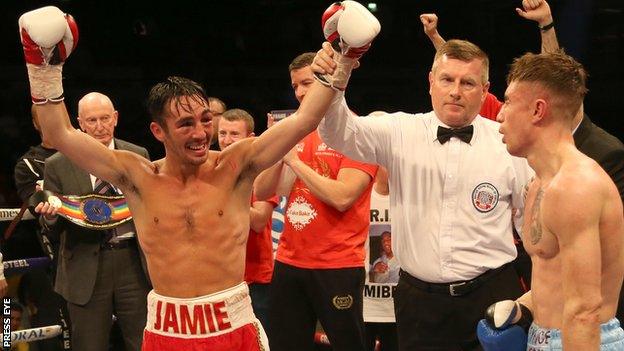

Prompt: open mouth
[{"left": 187, "top": 142, "right": 207, "bottom": 155}]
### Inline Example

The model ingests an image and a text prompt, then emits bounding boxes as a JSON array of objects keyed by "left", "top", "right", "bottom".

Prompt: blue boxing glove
[
  {"left": 477, "top": 300, "right": 533, "bottom": 351},
  {"left": 477, "top": 319, "right": 527, "bottom": 351}
]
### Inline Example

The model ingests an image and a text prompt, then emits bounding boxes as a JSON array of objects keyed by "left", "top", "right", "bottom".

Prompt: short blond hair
[
  {"left": 432, "top": 39, "right": 489, "bottom": 83},
  {"left": 507, "top": 50, "right": 588, "bottom": 119},
  {"left": 221, "top": 108, "right": 255, "bottom": 134}
]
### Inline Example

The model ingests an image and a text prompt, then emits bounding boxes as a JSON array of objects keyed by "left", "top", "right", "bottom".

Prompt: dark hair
[
  {"left": 289, "top": 52, "right": 316, "bottom": 72},
  {"left": 146, "top": 76, "right": 209, "bottom": 127}
]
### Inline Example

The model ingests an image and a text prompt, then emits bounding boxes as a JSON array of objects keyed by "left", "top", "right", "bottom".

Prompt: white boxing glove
[
  {"left": 485, "top": 300, "right": 533, "bottom": 331},
  {"left": 316, "top": 1, "right": 381, "bottom": 90},
  {"left": 19, "top": 6, "right": 79, "bottom": 104}
]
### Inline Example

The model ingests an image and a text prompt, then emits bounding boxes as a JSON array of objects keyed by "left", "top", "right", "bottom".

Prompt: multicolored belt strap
[
  {"left": 30, "top": 190, "right": 132, "bottom": 230},
  {"left": 57, "top": 194, "right": 132, "bottom": 229}
]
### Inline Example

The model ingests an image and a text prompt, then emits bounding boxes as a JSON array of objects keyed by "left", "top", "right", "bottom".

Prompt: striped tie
[
  {"left": 94, "top": 177, "right": 116, "bottom": 196},
  {"left": 94, "top": 177, "right": 117, "bottom": 242}
]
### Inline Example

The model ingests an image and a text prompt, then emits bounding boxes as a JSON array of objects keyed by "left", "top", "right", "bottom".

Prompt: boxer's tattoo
[
  {"left": 530, "top": 187, "right": 545, "bottom": 245},
  {"left": 523, "top": 176, "right": 535, "bottom": 202}
]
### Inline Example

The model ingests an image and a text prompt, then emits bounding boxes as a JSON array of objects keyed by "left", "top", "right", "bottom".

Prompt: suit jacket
[
  {"left": 574, "top": 114, "right": 624, "bottom": 202},
  {"left": 14, "top": 144, "right": 57, "bottom": 202},
  {"left": 43, "top": 138, "right": 150, "bottom": 305}
]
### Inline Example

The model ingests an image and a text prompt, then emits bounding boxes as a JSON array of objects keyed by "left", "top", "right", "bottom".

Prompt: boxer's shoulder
[
  {"left": 214, "top": 138, "right": 255, "bottom": 168},
  {"left": 547, "top": 159, "right": 604, "bottom": 205},
  {"left": 117, "top": 149, "right": 153, "bottom": 171},
  {"left": 104, "top": 150, "right": 154, "bottom": 194}
]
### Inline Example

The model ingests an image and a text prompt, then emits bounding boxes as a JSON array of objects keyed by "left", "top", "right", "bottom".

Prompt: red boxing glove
[
  {"left": 322, "top": 2, "right": 344, "bottom": 44},
  {"left": 19, "top": 6, "right": 79, "bottom": 104}
]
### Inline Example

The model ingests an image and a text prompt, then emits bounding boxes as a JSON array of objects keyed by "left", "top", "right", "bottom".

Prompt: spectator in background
[
  {"left": 10, "top": 301, "right": 30, "bottom": 351},
  {"left": 14, "top": 106, "right": 57, "bottom": 204},
  {"left": 256, "top": 52, "right": 378, "bottom": 351},
  {"left": 208, "top": 96, "right": 227, "bottom": 150},
  {"left": 11, "top": 106, "right": 57, "bottom": 261}
]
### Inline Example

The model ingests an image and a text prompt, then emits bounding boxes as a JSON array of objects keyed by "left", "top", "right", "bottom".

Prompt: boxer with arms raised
[
  {"left": 19, "top": 4, "right": 379, "bottom": 350},
  {"left": 482, "top": 52, "right": 624, "bottom": 350}
]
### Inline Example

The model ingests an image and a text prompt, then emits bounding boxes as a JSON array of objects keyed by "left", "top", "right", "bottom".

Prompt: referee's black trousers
[{"left": 394, "top": 264, "right": 523, "bottom": 351}]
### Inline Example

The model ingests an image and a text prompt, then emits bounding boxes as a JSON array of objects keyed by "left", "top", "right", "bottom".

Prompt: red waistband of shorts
[{"left": 145, "top": 282, "right": 256, "bottom": 338}]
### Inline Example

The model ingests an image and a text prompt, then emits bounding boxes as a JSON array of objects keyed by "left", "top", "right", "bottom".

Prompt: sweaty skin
[
  {"left": 522, "top": 150, "right": 624, "bottom": 330},
  {"left": 132, "top": 144, "right": 255, "bottom": 297},
  {"left": 35, "top": 78, "right": 336, "bottom": 299}
]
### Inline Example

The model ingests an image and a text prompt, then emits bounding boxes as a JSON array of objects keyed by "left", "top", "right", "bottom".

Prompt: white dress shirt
[{"left": 319, "top": 94, "right": 533, "bottom": 283}]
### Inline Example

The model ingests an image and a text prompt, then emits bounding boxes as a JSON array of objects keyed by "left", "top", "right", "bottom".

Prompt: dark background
[{"left": 1, "top": 0, "right": 622, "bottom": 206}]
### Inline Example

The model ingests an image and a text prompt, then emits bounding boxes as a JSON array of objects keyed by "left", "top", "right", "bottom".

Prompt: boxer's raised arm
[
  {"left": 516, "top": 0, "right": 559, "bottom": 53},
  {"left": 249, "top": 82, "right": 335, "bottom": 173},
  {"left": 21, "top": 7, "right": 135, "bottom": 186},
  {"left": 35, "top": 104, "right": 138, "bottom": 186},
  {"left": 420, "top": 13, "right": 445, "bottom": 51},
  {"left": 250, "top": 1, "right": 380, "bottom": 172}
]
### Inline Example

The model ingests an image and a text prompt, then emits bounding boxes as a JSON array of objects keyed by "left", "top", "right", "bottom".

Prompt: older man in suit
[{"left": 40, "top": 92, "right": 150, "bottom": 351}]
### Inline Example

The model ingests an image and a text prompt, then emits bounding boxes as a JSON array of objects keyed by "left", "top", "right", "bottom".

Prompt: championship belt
[{"left": 30, "top": 190, "right": 132, "bottom": 230}]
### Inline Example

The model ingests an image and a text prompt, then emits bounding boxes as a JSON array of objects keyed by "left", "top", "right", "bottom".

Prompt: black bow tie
[{"left": 437, "top": 125, "right": 474, "bottom": 144}]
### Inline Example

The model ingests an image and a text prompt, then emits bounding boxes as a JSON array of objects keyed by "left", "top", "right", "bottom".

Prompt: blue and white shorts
[{"left": 527, "top": 318, "right": 624, "bottom": 350}]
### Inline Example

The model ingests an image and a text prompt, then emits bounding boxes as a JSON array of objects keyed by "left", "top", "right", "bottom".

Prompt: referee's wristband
[{"left": 540, "top": 21, "right": 555, "bottom": 31}]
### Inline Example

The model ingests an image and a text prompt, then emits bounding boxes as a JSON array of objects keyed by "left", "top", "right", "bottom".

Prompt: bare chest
[
  {"left": 522, "top": 183, "right": 559, "bottom": 259},
  {"left": 133, "top": 179, "right": 250, "bottom": 245}
]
